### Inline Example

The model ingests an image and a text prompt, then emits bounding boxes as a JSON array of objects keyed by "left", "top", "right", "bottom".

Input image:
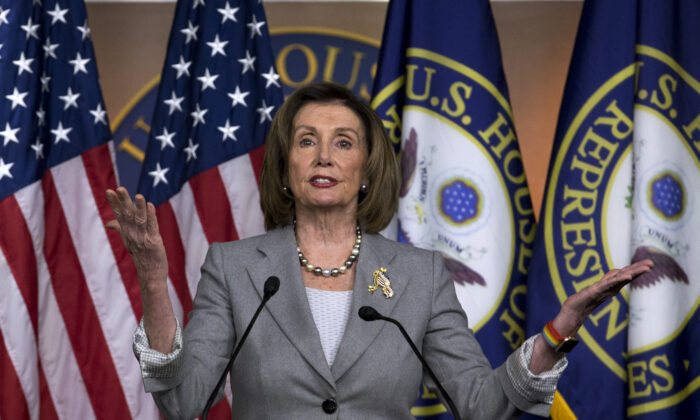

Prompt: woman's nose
[{"left": 315, "top": 141, "right": 332, "bottom": 166}]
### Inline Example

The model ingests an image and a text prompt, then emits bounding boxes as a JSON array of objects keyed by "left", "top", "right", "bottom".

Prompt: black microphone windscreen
[
  {"left": 264, "top": 276, "right": 280, "bottom": 297},
  {"left": 358, "top": 306, "right": 382, "bottom": 321}
]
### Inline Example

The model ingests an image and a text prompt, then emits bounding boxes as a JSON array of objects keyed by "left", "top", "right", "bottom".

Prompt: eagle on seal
[
  {"left": 441, "top": 253, "right": 486, "bottom": 286},
  {"left": 399, "top": 128, "right": 418, "bottom": 198},
  {"left": 630, "top": 246, "right": 688, "bottom": 289},
  {"left": 397, "top": 222, "right": 485, "bottom": 286}
]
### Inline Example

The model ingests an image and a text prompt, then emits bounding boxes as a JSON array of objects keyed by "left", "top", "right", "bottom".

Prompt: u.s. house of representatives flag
[
  {"left": 0, "top": 0, "right": 157, "bottom": 419},
  {"left": 371, "top": 0, "right": 536, "bottom": 417},
  {"left": 135, "top": 0, "right": 283, "bottom": 416},
  {"left": 526, "top": 0, "right": 700, "bottom": 418}
]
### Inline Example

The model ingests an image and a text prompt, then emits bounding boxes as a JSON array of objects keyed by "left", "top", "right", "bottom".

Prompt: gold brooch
[{"left": 369, "top": 267, "right": 394, "bottom": 298}]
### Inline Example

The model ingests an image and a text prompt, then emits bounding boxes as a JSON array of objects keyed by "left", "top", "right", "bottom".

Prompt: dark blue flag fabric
[
  {"left": 371, "top": 1, "right": 536, "bottom": 417},
  {"left": 526, "top": 0, "right": 700, "bottom": 418},
  {"left": 134, "top": 0, "right": 282, "bottom": 417}
]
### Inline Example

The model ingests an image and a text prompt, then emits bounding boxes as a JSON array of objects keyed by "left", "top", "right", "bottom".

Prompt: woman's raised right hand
[
  {"left": 107, "top": 187, "right": 176, "bottom": 351},
  {"left": 106, "top": 187, "right": 168, "bottom": 289}
]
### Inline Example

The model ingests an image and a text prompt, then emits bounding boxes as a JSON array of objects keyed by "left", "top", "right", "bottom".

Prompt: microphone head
[
  {"left": 263, "top": 276, "right": 280, "bottom": 298},
  {"left": 358, "top": 306, "right": 382, "bottom": 322}
]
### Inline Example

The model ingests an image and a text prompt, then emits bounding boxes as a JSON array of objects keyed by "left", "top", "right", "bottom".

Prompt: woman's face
[{"left": 287, "top": 102, "right": 368, "bottom": 216}]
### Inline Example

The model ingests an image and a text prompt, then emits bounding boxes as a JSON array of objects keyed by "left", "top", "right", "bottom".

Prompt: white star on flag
[
  {"left": 207, "top": 34, "right": 228, "bottom": 57},
  {"left": 90, "top": 103, "right": 107, "bottom": 125},
  {"left": 149, "top": 162, "right": 169, "bottom": 186},
  {"left": 256, "top": 100, "right": 274, "bottom": 123},
  {"left": 164, "top": 91, "right": 184, "bottom": 115},
  {"left": 40, "top": 73, "right": 51, "bottom": 92},
  {"left": 6, "top": 88, "right": 28, "bottom": 110},
  {"left": 218, "top": 2, "right": 239, "bottom": 23},
  {"left": 183, "top": 138, "right": 199, "bottom": 162},
  {"left": 155, "top": 127, "right": 176, "bottom": 150},
  {"left": 59, "top": 87, "right": 80, "bottom": 110},
  {"left": 21, "top": 17, "right": 40, "bottom": 40},
  {"left": 261, "top": 66, "right": 280, "bottom": 88},
  {"left": 0, "top": 122, "right": 20, "bottom": 146},
  {"left": 228, "top": 86, "right": 249, "bottom": 107},
  {"left": 43, "top": 37, "right": 59, "bottom": 59},
  {"left": 0, "top": 157, "right": 13, "bottom": 180},
  {"left": 47, "top": 3, "right": 69, "bottom": 25},
  {"left": 247, "top": 14, "right": 266, "bottom": 39},
  {"left": 36, "top": 107, "right": 46, "bottom": 126},
  {"left": 192, "top": 0, "right": 205, "bottom": 9},
  {"left": 238, "top": 51, "right": 256, "bottom": 74},
  {"left": 0, "top": 6, "right": 10, "bottom": 26},
  {"left": 181, "top": 21, "right": 198, "bottom": 44},
  {"left": 197, "top": 68, "right": 219, "bottom": 91},
  {"left": 172, "top": 55, "right": 192, "bottom": 79},
  {"left": 30, "top": 138, "right": 44, "bottom": 159},
  {"left": 51, "top": 121, "right": 72, "bottom": 143},
  {"left": 190, "top": 103, "right": 207, "bottom": 126},
  {"left": 77, "top": 20, "right": 90, "bottom": 40},
  {"left": 218, "top": 118, "right": 240, "bottom": 141},
  {"left": 69, "top": 52, "right": 90, "bottom": 74},
  {"left": 13, "top": 52, "right": 34, "bottom": 75}
]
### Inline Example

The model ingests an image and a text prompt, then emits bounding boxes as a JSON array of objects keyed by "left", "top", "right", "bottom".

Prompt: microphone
[
  {"left": 358, "top": 305, "right": 382, "bottom": 321},
  {"left": 202, "top": 276, "right": 280, "bottom": 419},
  {"left": 358, "top": 306, "right": 462, "bottom": 420}
]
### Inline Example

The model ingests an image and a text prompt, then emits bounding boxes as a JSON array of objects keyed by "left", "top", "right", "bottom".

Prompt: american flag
[
  {"left": 135, "top": 0, "right": 283, "bottom": 417},
  {"left": 0, "top": 0, "right": 282, "bottom": 418},
  {"left": 0, "top": 0, "right": 155, "bottom": 419}
]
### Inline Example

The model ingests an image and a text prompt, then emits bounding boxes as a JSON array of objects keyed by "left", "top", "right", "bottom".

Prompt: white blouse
[{"left": 304, "top": 287, "right": 353, "bottom": 367}]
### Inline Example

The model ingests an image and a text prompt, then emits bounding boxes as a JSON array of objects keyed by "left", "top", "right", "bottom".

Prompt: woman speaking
[{"left": 106, "top": 83, "right": 652, "bottom": 419}]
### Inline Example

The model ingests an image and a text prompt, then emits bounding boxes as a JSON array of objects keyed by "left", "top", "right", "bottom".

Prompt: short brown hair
[{"left": 260, "top": 82, "right": 400, "bottom": 233}]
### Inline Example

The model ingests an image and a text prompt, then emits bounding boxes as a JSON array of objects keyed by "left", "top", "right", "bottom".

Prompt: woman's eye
[
  {"left": 338, "top": 139, "right": 352, "bottom": 149},
  {"left": 300, "top": 137, "right": 314, "bottom": 146}
]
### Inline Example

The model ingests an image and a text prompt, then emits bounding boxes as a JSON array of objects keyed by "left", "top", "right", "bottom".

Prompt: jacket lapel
[
  {"left": 246, "top": 226, "right": 335, "bottom": 388},
  {"left": 331, "top": 233, "right": 407, "bottom": 381}
]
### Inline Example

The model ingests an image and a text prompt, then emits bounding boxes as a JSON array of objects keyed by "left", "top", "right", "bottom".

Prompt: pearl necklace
[{"left": 296, "top": 225, "right": 362, "bottom": 277}]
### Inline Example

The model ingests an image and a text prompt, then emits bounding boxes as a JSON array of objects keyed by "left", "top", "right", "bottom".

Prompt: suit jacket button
[{"left": 322, "top": 398, "right": 337, "bottom": 414}]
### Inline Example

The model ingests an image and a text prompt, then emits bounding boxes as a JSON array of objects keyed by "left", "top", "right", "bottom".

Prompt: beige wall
[
  {"left": 493, "top": 2, "right": 582, "bottom": 217},
  {"left": 87, "top": 1, "right": 583, "bottom": 218}
]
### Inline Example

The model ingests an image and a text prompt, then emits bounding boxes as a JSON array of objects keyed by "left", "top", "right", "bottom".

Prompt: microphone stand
[
  {"left": 201, "top": 276, "right": 280, "bottom": 420},
  {"left": 359, "top": 306, "right": 462, "bottom": 420}
]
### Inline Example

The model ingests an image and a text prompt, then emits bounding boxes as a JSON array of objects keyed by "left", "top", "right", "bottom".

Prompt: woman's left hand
[
  {"left": 554, "top": 258, "right": 654, "bottom": 335},
  {"left": 529, "top": 259, "right": 653, "bottom": 374}
]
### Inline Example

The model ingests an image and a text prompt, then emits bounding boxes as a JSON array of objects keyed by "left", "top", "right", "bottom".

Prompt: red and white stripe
[{"left": 0, "top": 143, "right": 266, "bottom": 419}]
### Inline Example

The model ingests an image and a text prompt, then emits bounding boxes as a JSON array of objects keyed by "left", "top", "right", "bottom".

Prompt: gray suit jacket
[{"left": 143, "top": 226, "right": 552, "bottom": 419}]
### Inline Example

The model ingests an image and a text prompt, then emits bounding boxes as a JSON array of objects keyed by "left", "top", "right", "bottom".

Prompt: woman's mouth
[{"left": 310, "top": 176, "right": 338, "bottom": 188}]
